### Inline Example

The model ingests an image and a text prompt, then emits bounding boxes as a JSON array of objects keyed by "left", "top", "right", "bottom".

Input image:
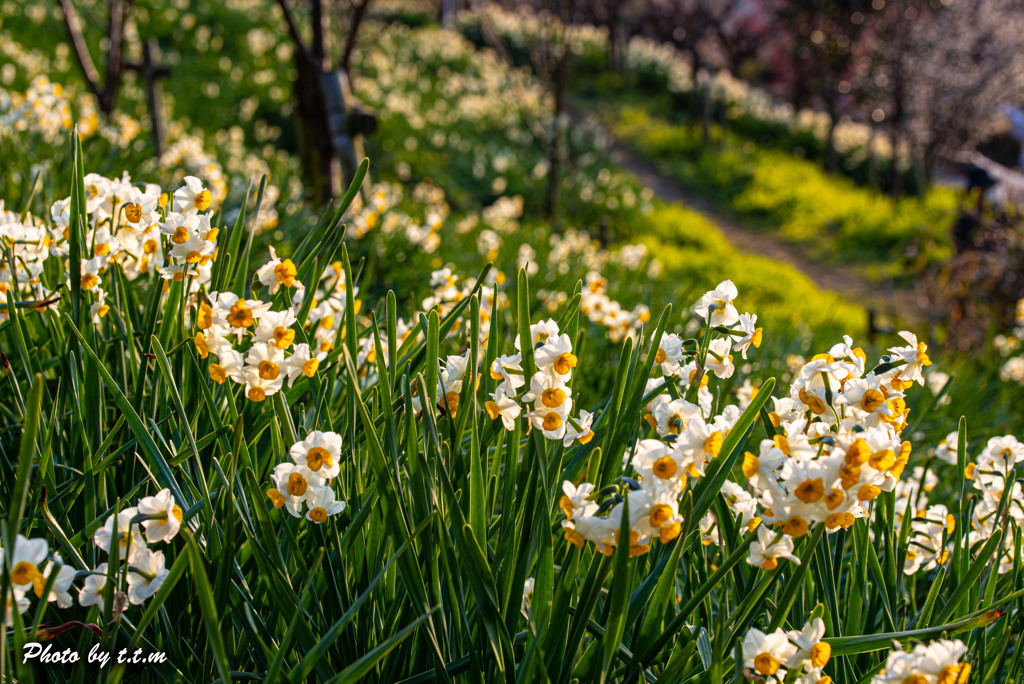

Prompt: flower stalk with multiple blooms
[
  {"left": 1, "top": 120, "right": 1021, "bottom": 681},
  {"left": 1, "top": 488, "right": 183, "bottom": 630}
]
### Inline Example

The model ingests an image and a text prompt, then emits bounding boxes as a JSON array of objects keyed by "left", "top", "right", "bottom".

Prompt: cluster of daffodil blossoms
[
  {"left": 479, "top": 204, "right": 657, "bottom": 345},
  {"left": 0, "top": 201, "right": 53, "bottom": 315},
  {"left": 420, "top": 267, "right": 508, "bottom": 339},
  {"left": 265, "top": 431, "right": 348, "bottom": 523},
  {"left": 397, "top": 265, "right": 642, "bottom": 442},
  {"left": 158, "top": 125, "right": 285, "bottom": 229},
  {"left": 348, "top": 181, "right": 448, "bottom": 255},
  {"left": 0, "top": 76, "right": 136, "bottom": 146},
  {"left": 155, "top": 125, "right": 287, "bottom": 237},
  {"left": 967, "top": 434, "right": 1024, "bottom": 574},
  {"left": 1, "top": 489, "right": 183, "bottom": 624},
  {"left": 742, "top": 627, "right": 970, "bottom": 684},
  {"left": 555, "top": 280, "right": 938, "bottom": 567},
  {"left": 0, "top": 172, "right": 221, "bottom": 324},
  {"left": 0, "top": 73, "right": 285, "bottom": 233},
  {"left": 890, "top": 466, "right": 951, "bottom": 577},
  {"left": 737, "top": 326, "right": 936, "bottom": 568},
  {"left": 741, "top": 618, "right": 832, "bottom": 683},
  {"left": 462, "top": 196, "right": 526, "bottom": 261},
  {"left": 0, "top": 167, "right": 364, "bottom": 403},
  {"left": 558, "top": 280, "right": 758, "bottom": 557},
  {"left": 538, "top": 270, "right": 652, "bottom": 344},
  {"left": 497, "top": 318, "right": 593, "bottom": 443},
  {"left": 896, "top": 428, "right": 1023, "bottom": 577},
  {"left": 195, "top": 251, "right": 367, "bottom": 401},
  {"left": 871, "top": 639, "right": 971, "bottom": 684},
  {"left": 403, "top": 309, "right": 593, "bottom": 446},
  {"left": 996, "top": 299, "right": 1024, "bottom": 384},
  {"left": 535, "top": 233, "right": 659, "bottom": 344}
]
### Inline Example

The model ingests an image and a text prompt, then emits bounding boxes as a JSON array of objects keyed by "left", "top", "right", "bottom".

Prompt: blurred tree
[
  {"left": 778, "top": 0, "right": 874, "bottom": 173},
  {"left": 275, "top": 0, "right": 377, "bottom": 204},
  {"left": 638, "top": 0, "right": 775, "bottom": 143},
  {"left": 844, "top": 0, "right": 1024, "bottom": 194},
  {"left": 857, "top": 0, "right": 928, "bottom": 197},
  {"left": 902, "top": 0, "right": 1024, "bottom": 187},
  {"left": 472, "top": 0, "right": 576, "bottom": 222},
  {"left": 666, "top": 0, "right": 727, "bottom": 143},
  {"left": 59, "top": 0, "right": 172, "bottom": 155},
  {"left": 931, "top": 178, "right": 1024, "bottom": 351},
  {"left": 125, "top": 38, "right": 172, "bottom": 155},
  {"left": 712, "top": 0, "right": 776, "bottom": 77},
  {"left": 584, "top": 0, "right": 641, "bottom": 71},
  {"left": 634, "top": 0, "right": 774, "bottom": 77},
  {"left": 58, "top": 0, "right": 131, "bottom": 117}
]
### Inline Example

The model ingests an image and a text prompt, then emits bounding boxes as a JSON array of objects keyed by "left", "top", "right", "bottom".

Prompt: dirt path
[{"left": 604, "top": 140, "right": 908, "bottom": 315}]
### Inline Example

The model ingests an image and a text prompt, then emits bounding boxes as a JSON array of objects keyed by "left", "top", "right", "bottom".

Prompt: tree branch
[
  {"left": 312, "top": 0, "right": 326, "bottom": 69},
  {"left": 468, "top": 0, "right": 551, "bottom": 145},
  {"left": 57, "top": 0, "right": 103, "bottom": 104},
  {"left": 276, "top": 0, "right": 315, "bottom": 65},
  {"left": 339, "top": 0, "right": 373, "bottom": 74},
  {"left": 101, "top": 0, "right": 129, "bottom": 114}
]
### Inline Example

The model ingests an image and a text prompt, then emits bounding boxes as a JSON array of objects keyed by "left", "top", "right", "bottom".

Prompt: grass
[
  {"left": 447, "top": 6, "right": 959, "bottom": 284},
  {"left": 592, "top": 101, "right": 958, "bottom": 283},
  {"left": 0, "top": 136, "right": 1017, "bottom": 682},
  {"left": 457, "top": 4, "right": 925, "bottom": 196}
]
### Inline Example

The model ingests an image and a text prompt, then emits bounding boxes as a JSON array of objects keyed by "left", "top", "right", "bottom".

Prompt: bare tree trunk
[
  {"left": 278, "top": 0, "right": 337, "bottom": 204},
  {"left": 294, "top": 59, "right": 338, "bottom": 204},
  {"left": 546, "top": 49, "right": 571, "bottom": 224},
  {"left": 58, "top": 0, "right": 130, "bottom": 117},
  {"left": 102, "top": 0, "right": 127, "bottom": 114},
  {"left": 341, "top": 0, "right": 372, "bottom": 74},
  {"left": 278, "top": 0, "right": 375, "bottom": 204},
  {"left": 472, "top": 0, "right": 575, "bottom": 221},
  {"left": 312, "top": 0, "right": 326, "bottom": 67},
  {"left": 700, "top": 77, "right": 712, "bottom": 145},
  {"left": 824, "top": 94, "right": 839, "bottom": 174},
  {"left": 686, "top": 47, "right": 710, "bottom": 145},
  {"left": 890, "top": 127, "right": 904, "bottom": 201},
  {"left": 544, "top": 0, "right": 575, "bottom": 224},
  {"left": 867, "top": 125, "right": 879, "bottom": 190},
  {"left": 888, "top": 58, "right": 907, "bottom": 200},
  {"left": 916, "top": 141, "right": 934, "bottom": 197},
  {"left": 606, "top": 1, "right": 620, "bottom": 71}
]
